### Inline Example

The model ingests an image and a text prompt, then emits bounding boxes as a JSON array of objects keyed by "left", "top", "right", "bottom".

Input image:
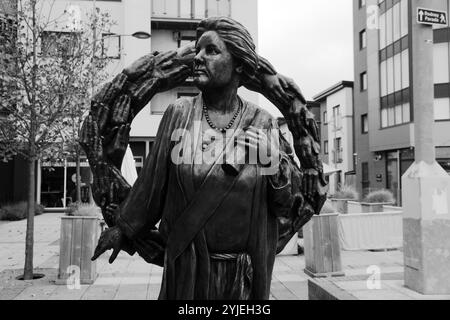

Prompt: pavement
[{"left": 0, "top": 212, "right": 409, "bottom": 300}]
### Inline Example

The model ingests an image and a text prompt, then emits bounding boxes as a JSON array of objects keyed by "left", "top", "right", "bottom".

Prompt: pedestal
[{"left": 402, "top": 161, "right": 450, "bottom": 295}]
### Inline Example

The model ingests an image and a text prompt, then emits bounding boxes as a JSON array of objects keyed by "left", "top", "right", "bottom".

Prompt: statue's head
[{"left": 193, "top": 17, "right": 258, "bottom": 90}]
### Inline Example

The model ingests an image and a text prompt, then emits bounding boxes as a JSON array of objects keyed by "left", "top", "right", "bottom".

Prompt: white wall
[{"left": 325, "top": 86, "right": 354, "bottom": 192}]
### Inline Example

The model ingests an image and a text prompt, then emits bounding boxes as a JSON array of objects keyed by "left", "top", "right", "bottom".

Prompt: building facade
[
  {"left": 314, "top": 81, "right": 355, "bottom": 194},
  {"left": 0, "top": 0, "right": 258, "bottom": 209},
  {"left": 353, "top": 0, "right": 450, "bottom": 203}
]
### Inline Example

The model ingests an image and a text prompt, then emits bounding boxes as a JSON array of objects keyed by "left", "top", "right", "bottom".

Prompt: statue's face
[{"left": 193, "top": 31, "right": 236, "bottom": 90}]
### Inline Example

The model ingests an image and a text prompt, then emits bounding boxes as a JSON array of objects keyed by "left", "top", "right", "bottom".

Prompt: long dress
[{"left": 115, "top": 93, "right": 308, "bottom": 300}]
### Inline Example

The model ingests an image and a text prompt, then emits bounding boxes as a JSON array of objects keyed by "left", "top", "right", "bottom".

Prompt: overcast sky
[{"left": 258, "top": 0, "right": 354, "bottom": 110}]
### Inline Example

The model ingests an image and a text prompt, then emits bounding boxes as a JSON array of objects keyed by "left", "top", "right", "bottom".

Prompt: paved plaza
[{"left": 0, "top": 212, "right": 406, "bottom": 300}]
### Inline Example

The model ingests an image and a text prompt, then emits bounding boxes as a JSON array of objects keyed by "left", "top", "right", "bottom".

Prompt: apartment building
[
  {"left": 353, "top": 0, "right": 450, "bottom": 202},
  {"left": 314, "top": 81, "right": 355, "bottom": 194}
]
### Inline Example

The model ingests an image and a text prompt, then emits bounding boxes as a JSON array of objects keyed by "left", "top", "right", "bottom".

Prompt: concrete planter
[
  {"left": 347, "top": 201, "right": 363, "bottom": 213},
  {"left": 330, "top": 199, "right": 354, "bottom": 214},
  {"left": 56, "top": 216, "right": 100, "bottom": 285},
  {"left": 303, "top": 213, "right": 344, "bottom": 278},
  {"left": 360, "top": 202, "right": 394, "bottom": 213}
]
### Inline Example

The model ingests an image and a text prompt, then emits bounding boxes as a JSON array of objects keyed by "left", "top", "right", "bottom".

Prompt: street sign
[{"left": 417, "top": 7, "right": 448, "bottom": 26}]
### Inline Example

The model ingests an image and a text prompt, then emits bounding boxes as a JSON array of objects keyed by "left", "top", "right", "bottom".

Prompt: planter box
[
  {"left": 347, "top": 201, "right": 363, "bottom": 213},
  {"left": 56, "top": 216, "right": 100, "bottom": 285},
  {"left": 360, "top": 202, "right": 394, "bottom": 213},
  {"left": 330, "top": 199, "right": 353, "bottom": 214},
  {"left": 303, "top": 213, "right": 344, "bottom": 278}
]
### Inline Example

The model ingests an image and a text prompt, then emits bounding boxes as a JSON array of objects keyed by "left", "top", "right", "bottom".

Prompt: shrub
[
  {"left": 320, "top": 201, "right": 337, "bottom": 214},
  {"left": 364, "top": 189, "right": 395, "bottom": 204},
  {"left": 66, "top": 203, "right": 100, "bottom": 217},
  {"left": 0, "top": 202, "right": 45, "bottom": 221},
  {"left": 332, "top": 185, "right": 359, "bottom": 200}
]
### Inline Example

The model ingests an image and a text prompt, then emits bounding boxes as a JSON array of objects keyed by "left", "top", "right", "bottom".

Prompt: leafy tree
[{"left": 0, "top": 0, "right": 114, "bottom": 280}]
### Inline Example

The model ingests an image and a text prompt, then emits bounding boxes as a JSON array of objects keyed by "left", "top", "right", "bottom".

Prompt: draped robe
[{"left": 116, "top": 93, "right": 306, "bottom": 300}]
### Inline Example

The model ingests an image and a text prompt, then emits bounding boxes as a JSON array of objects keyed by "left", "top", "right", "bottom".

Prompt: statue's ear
[{"left": 235, "top": 64, "right": 243, "bottom": 74}]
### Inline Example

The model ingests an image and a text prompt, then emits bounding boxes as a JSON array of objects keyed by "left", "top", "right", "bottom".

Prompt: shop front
[{"left": 38, "top": 158, "right": 92, "bottom": 209}]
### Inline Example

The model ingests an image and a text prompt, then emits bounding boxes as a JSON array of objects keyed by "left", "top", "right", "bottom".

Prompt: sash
[{"left": 166, "top": 100, "right": 261, "bottom": 264}]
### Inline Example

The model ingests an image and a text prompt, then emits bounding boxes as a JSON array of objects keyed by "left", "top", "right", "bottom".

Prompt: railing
[{"left": 151, "top": 0, "right": 231, "bottom": 19}]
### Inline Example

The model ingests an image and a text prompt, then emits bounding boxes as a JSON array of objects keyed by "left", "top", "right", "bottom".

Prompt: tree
[{"left": 0, "top": 0, "right": 114, "bottom": 280}]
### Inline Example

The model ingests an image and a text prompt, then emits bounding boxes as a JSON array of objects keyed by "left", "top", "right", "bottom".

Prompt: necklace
[{"left": 202, "top": 98, "right": 242, "bottom": 133}]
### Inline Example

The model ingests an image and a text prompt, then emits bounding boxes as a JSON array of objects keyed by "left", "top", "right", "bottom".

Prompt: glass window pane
[
  {"left": 180, "top": 0, "right": 191, "bottom": 18},
  {"left": 381, "top": 60, "right": 387, "bottom": 96},
  {"left": 402, "top": 103, "right": 410, "bottom": 123},
  {"left": 207, "top": 0, "right": 219, "bottom": 17},
  {"left": 393, "top": 3, "right": 400, "bottom": 42},
  {"left": 194, "top": 0, "right": 206, "bottom": 19},
  {"left": 394, "top": 53, "right": 402, "bottom": 92},
  {"left": 434, "top": 98, "right": 450, "bottom": 120},
  {"left": 401, "top": 50, "right": 409, "bottom": 89},
  {"left": 434, "top": 43, "right": 449, "bottom": 84},
  {"left": 379, "top": 13, "right": 386, "bottom": 49},
  {"left": 152, "top": 0, "right": 165, "bottom": 16},
  {"left": 386, "top": 9, "right": 393, "bottom": 46},
  {"left": 381, "top": 108, "right": 388, "bottom": 128},
  {"left": 41, "top": 166, "right": 65, "bottom": 208},
  {"left": 217, "top": 0, "right": 231, "bottom": 17},
  {"left": 395, "top": 104, "right": 402, "bottom": 125},
  {"left": 387, "top": 57, "right": 394, "bottom": 94},
  {"left": 388, "top": 107, "right": 395, "bottom": 126},
  {"left": 400, "top": 0, "right": 408, "bottom": 37}
]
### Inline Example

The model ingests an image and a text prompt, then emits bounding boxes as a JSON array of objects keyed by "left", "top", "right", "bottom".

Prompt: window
[
  {"left": 334, "top": 138, "right": 342, "bottom": 164},
  {"left": 0, "top": 15, "right": 17, "bottom": 48},
  {"left": 41, "top": 31, "right": 80, "bottom": 56},
  {"left": 101, "top": 33, "right": 121, "bottom": 59},
  {"left": 362, "top": 162, "right": 370, "bottom": 193},
  {"left": 434, "top": 98, "right": 450, "bottom": 120},
  {"left": 324, "top": 141, "right": 329, "bottom": 155},
  {"left": 361, "top": 114, "right": 369, "bottom": 133},
  {"left": 360, "top": 29, "right": 367, "bottom": 50},
  {"left": 360, "top": 72, "right": 368, "bottom": 91},
  {"left": 434, "top": 43, "right": 450, "bottom": 84},
  {"left": 333, "top": 105, "right": 342, "bottom": 130},
  {"left": 323, "top": 111, "right": 328, "bottom": 125}
]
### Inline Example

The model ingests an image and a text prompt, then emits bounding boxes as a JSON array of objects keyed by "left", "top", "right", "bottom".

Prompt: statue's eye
[{"left": 206, "top": 45, "right": 219, "bottom": 55}]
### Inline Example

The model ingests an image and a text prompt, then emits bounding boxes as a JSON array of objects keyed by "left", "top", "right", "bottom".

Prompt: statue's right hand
[
  {"left": 91, "top": 226, "right": 123, "bottom": 264},
  {"left": 123, "top": 53, "right": 156, "bottom": 82}
]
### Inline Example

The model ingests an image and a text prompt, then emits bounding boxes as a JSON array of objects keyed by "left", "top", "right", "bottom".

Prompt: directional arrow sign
[{"left": 417, "top": 7, "right": 448, "bottom": 26}]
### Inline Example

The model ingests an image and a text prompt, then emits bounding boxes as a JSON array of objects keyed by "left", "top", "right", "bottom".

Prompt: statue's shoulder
[
  {"left": 167, "top": 95, "right": 198, "bottom": 119},
  {"left": 242, "top": 98, "right": 278, "bottom": 129}
]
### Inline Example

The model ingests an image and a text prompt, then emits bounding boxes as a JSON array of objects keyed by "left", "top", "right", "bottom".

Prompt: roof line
[{"left": 313, "top": 81, "right": 354, "bottom": 102}]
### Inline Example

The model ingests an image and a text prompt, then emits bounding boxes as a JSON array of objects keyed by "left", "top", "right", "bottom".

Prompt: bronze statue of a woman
[{"left": 81, "top": 16, "right": 327, "bottom": 300}]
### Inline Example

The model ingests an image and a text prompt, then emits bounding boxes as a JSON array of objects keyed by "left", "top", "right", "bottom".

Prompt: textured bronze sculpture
[{"left": 81, "top": 17, "right": 327, "bottom": 300}]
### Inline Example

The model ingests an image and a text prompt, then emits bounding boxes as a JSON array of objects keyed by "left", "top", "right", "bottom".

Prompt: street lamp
[{"left": 131, "top": 31, "right": 151, "bottom": 39}]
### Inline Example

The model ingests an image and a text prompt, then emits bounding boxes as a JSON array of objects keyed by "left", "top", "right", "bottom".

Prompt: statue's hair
[{"left": 196, "top": 16, "right": 258, "bottom": 84}]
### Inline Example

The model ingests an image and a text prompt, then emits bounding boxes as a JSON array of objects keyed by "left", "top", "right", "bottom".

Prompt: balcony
[{"left": 151, "top": 0, "right": 231, "bottom": 29}]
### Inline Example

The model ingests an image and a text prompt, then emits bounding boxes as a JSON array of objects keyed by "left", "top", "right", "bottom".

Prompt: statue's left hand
[{"left": 92, "top": 226, "right": 123, "bottom": 264}]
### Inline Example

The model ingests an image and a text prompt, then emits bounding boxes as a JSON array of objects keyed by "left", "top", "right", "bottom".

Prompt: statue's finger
[
  {"left": 155, "top": 50, "right": 177, "bottom": 65},
  {"left": 92, "top": 244, "right": 107, "bottom": 261},
  {"left": 109, "top": 246, "right": 120, "bottom": 264}
]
